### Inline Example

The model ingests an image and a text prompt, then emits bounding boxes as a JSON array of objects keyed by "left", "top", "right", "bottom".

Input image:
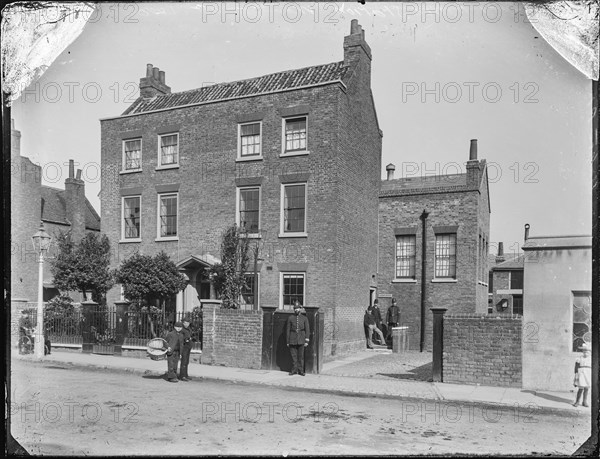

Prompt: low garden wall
[
  {"left": 202, "top": 303, "right": 263, "bottom": 369},
  {"left": 443, "top": 313, "right": 522, "bottom": 387}
]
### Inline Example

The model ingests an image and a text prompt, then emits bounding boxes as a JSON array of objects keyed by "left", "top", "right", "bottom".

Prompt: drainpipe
[{"left": 420, "top": 209, "right": 429, "bottom": 352}]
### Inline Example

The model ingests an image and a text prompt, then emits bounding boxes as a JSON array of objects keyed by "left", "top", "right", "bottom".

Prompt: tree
[
  {"left": 114, "top": 251, "right": 187, "bottom": 310},
  {"left": 50, "top": 231, "right": 114, "bottom": 302},
  {"left": 219, "top": 224, "right": 250, "bottom": 309}
]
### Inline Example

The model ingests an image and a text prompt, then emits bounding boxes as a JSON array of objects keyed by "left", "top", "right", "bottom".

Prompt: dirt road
[{"left": 9, "top": 360, "right": 589, "bottom": 455}]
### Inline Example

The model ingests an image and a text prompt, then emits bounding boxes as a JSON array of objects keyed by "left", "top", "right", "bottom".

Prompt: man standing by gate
[{"left": 286, "top": 300, "right": 310, "bottom": 376}]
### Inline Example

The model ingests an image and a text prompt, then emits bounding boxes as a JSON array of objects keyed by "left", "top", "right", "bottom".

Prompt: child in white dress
[{"left": 573, "top": 342, "right": 591, "bottom": 407}]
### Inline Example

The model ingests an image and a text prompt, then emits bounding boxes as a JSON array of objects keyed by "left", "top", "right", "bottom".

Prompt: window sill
[
  {"left": 155, "top": 237, "right": 179, "bottom": 242},
  {"left": 119, "top": 238, "right": 142, "bottom": 243},
  {"left": 279, "top": 232, "right": 308, "bottom": 238},
  {"left": 392, "top": 279, "right": 417, "bottom": 283},
  {"left": 120, "top": 169, "right": 142, "bottom": 175},
  {"left": 236, "top": 155, "right": 263, "bottom": 162},
  {"left": 155, "top": 164, "right": 179, "bottom": 171},
  {"left": 431, "top": 278, "right": 457, "bottom": 283},
  {"left": 280, "top": 150, "right": 310, "bottom": 158}
]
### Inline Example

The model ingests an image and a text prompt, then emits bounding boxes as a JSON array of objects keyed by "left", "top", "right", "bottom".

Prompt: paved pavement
[{"left": 11, "top": 349, "right": 588, "bottom": 416}]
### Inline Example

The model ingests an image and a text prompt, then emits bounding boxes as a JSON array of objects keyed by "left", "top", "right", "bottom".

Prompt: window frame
[
  {"left": 395, "top": 235, "right": 417, "bottom": 280},
  {"left": 122, "top": 138, "right": 143, "bottom": 173},
  {"left": 241, "top": 272, "right": 260, "bottom": 310},
  {"left": 237, "top": 121, "right": 263, "bottom": 161},
  {"left": 157, "top": 132, "right": 180, "bottom": 169},
  {"left": 281, "top": 115, "right": 309, "bottom": 157},
  {"left": 434, "top": 233, "right": 457, "bottom": 280},
  {"left": 121, "top": 195, "right": 142, "bottom": 242},
  {"left": 572, "top": 291, "right": 591, "bottom": 353},
  {"left": 156, "top": 192, "right": 179, "bottom": 241},
  {"left": 280, "top": 272, "right": 306, "bottom": 310},
  {"left": 280, "top": 182, "right": 308, "bottom": 238},
  {"left": 236, "top": 186, "right": 261, "bottom": 237}
]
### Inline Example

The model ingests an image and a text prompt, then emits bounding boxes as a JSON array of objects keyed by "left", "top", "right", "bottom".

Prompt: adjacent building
[
  {"left": 521, "top": 232, "right": 592, "bottom": 391},
  {"left": 377, "top": 139, "right": 491, "bottom": 350},
  {"left": 100, "top": 20, "right": 382, "bottom": 356},
  {"left": 11, "top": 120, "right": 101, "bottom": 304},
  {"left": 489, "top": 241, "right": 524, "bottom": 315}
]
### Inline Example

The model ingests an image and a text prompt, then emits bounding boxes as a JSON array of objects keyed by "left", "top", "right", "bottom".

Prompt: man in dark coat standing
[
  {"left": 166, "top": 322, "right": 184, "bottom": 383},
  {"left": 286, "top": 300, "right": 310, "bottom": 376},
  {"left": 372, "top": 300, "right": 384, "bottom": 344},
  {"left": 386, "top": 298, "right": 400, "bottom": 341},
  {"left": 179, "top": 318, "right": 193, "bottom": 381}
]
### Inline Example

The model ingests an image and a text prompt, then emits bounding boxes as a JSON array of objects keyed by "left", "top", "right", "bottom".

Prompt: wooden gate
[{"left": 261, "top": 307, "right": 324, "bottom": 374}]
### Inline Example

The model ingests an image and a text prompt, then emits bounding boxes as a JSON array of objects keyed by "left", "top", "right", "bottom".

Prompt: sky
[{"left": 10, "top": 2, "right": 593, "bottom": 254}]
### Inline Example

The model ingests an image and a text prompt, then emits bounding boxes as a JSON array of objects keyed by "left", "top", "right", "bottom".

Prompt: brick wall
[
  {"left": 202, "top": 305, "right": 263, "bottom": 369},
  {"left": 443, "top": 313, "right": 522, "bottom": 387}
]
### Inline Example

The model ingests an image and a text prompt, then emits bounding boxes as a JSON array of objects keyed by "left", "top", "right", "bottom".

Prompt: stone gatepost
[
  {"left": 114, "top": 300, "right": 130, "bottom": 355},
  {"left": 80, "top": 298, "right": 98, "bottom": 354}
]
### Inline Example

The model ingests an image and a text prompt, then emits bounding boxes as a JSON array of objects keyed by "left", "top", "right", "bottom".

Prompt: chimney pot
[
  {"left": 76, "top": 169, "right": 82, "bottom": 180},
  {"left": 498, "top": 242, "right": 504, "bottom": 256},
  {"left": 69, "top": 159, "right": 74, "bottom": 179},
  {"left": 386, "top": 163, "right": 396, "bottom": 181},
  {"left": 146, "top": 64, "right": 153, "bottom": 78},
  {"left": 159, "top": 70, "right": 165, "bottom": 85},
  {"left": 153, "top": 67, "right": 160, "bottom": 80},
  {"left": 524, "top": 224, "right": 530, "bottom": 241},
  {"left": 350, "top": 19, "right": 359, "bottom": 34},
  {"left": 469, "top": 139, "right": 478, "bottom": 161}
]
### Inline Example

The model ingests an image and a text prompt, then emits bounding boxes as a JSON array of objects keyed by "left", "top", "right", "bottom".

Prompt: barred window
[
  {"left": 572, "top": 292, "right": 591, "bottom": 352},
  {"left": 159, "top": 133, "right": 179, "bottom": 166},
  {"left": 395, "top": 235, "right": 416, "bottom": 278},
  {"left": 435, "top": 233, "right": 457, "bottom": 278},
  {"left": 159, "top": 194, "right": 178, "bottom": 237},
  {"left": 239, "top": 187, "right": 260, "bottom": 234},
  {"left": 123, "top": 196, "right": 141, "bottom": 239},
  {"left": 240, "top": 123, "right": 261, "bottom": 157},
  {"left": 282, "top": 273, "right": 305, "bottom": 309},
  {"left": 123, "top": 139, "right": 141, "bottom": 170},
  {"left": 284, "top": 117, "right": 307, "bottom": 152}
]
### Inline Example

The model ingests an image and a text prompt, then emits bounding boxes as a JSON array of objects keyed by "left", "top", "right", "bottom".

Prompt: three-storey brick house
[{"left": 100, "top": 20, "right": 382, "bottom": 357}]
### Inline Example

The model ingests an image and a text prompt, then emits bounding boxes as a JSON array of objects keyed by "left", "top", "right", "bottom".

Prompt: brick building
[
  {"left": 489, "top": 241, "right": 524, "bottom": 315},
  {"left": 11, "top": 120, "right": 101, "bottom": 304},
  {"left": 100, "top": 20, "right": 382, "bottom": 357},
  {"left": 377, "top": 139, "right": 490, "bottom": 351}
]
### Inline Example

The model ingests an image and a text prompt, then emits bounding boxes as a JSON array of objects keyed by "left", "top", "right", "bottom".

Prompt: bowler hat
[{"left": 174, "top": 321, "right": 183, "bottom": 327}]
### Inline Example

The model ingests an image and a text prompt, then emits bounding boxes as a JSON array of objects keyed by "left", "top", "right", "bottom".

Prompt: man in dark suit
[
  {"left": 386, "top": 298, "right": 400, "bottom": 342},
  {"left": 165, "top": 322, "right": 184, "bottom": 383},
  {"left": 179, "top": 318, "right": 193, "bottom": 381},
  {"left": 286, "top": 300, "right": 310, "bottom": 376}
]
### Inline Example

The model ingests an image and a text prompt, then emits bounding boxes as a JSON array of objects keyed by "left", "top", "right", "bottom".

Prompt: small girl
[{"left": 573, "top": 342, "right": 591, "bottom": 407}]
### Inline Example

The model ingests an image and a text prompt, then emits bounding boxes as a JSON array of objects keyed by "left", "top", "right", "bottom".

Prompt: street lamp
[{"left": 32, "top": 221, "right": 52, "bottom": 359}]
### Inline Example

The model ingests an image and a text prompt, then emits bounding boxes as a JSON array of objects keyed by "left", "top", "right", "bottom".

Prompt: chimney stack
[
  {"left": 140, "top": 63, "right": 171, "bottom": 99},
  {"left": 524, "top": 224, "right": 530, "bottom": 241},
  {"left": 495, "top": 241, "right": 505, "bottom": 264},
  {"left": 466, "top": 138, "right": 481, "bottom": 187},
  {"left": 65, "top": 159, "right": 86, "bottom": 243},
  {"left": 343, "top": 20, "right": 372, "bottom": 87},
  {"left": 386, "top": 163, "right": 395, "bottom": 181}
]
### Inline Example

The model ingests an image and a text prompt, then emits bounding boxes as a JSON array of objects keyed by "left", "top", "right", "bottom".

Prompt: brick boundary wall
[
  {"left": 202, "top": 305, "right": 263, "bottom": 369},
  {"left": 443, "top": 313, "right": 522, "bottom": 387}
]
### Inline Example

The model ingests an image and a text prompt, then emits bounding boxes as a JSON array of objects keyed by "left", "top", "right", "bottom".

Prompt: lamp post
[{"left": 32, "top": 221, "right": 52, "bottom": 359}]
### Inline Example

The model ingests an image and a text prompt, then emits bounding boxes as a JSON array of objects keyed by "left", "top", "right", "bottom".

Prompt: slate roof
[
  {"left": 122, "top": 61, "right": 348, "bottom": 116},
  {"left": 491, "top": 254, "right": 525, "bottom": 271},
  {"left": 41, "top": 186, "right": 101, "bottom": 231}
]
